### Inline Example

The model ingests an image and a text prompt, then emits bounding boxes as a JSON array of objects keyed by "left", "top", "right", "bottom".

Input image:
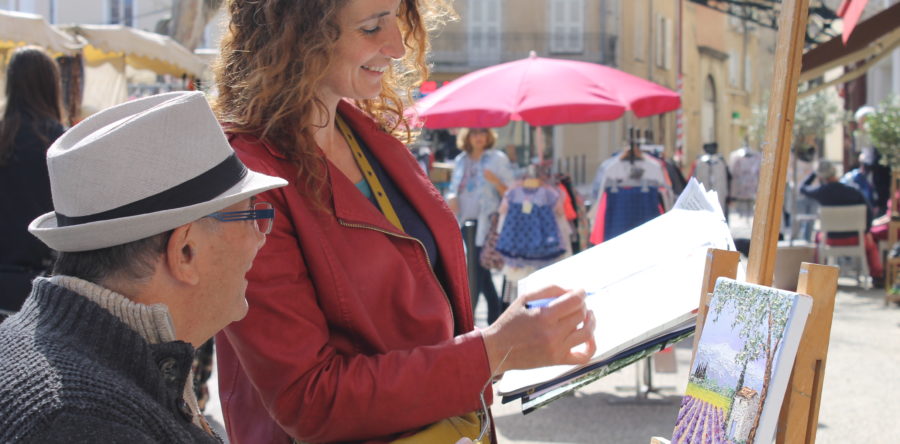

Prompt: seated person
[
  {"left": 840, "top": 154, "right": 877, "bottom": 208},
  {"left": 801, "top": 160, "right": 883, "bottom": 285},
  {"left": 871, "top": 200, "right": 898, "bottom": 244},
  {"left": 0, "top": 92, "right": 288, "bottom": 442}
]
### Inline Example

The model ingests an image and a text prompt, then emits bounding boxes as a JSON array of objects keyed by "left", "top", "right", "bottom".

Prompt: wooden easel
[
  {"left": 652, "top": 0, "right": 840, "bottom": 442},
  {"left": 651, "top": 252, "right": 837, "bottom": 444}
]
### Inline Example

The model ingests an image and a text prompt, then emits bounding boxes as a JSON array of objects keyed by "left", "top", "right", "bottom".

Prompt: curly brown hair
[{"left": 213, "top": 0, "right": 453, "bottom": 205}]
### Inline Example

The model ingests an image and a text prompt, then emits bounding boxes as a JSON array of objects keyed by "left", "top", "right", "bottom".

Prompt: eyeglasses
[{"left": 206, "top": 201, "right": 275, "bottom": 234}]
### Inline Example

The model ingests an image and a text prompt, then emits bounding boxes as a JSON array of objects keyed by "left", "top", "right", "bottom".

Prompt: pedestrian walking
[
  {"left": 447, "top": 127, "right": 515, "bottom": 323},
  {"left": 0, "top": 46, "right": 65, "bottom": 319}
]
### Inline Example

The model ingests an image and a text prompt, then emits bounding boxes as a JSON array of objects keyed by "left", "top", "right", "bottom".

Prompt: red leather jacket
[{"left": 216, "top": 101, "right": 492, "bottom": 443}]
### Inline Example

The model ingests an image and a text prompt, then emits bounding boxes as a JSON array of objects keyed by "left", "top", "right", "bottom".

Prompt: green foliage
[
  {"left": 747, "top": 88, "right": 840, "bottom": 151},
  {"left": 748, "top": 103, "right": 768, "bottom": 150},
  {"left": 867, "top": 96, "right": 900, "bottom": 170},
  {"left": 710, "top": 280, "right": 792, "bottom": 370},
  {"left": 691, "top": 377, "right": 736, "bottom": 399},
  {"left": 793, "top": 88, "right": 841, "bottom": 147},
  {"left": 686, "top": 383, "right": 733, "bottom": 410}
]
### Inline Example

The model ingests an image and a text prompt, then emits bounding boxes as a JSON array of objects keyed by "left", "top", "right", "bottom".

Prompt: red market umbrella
[{"left": 409, "top": 52, "right": 681, "bottom": 129}]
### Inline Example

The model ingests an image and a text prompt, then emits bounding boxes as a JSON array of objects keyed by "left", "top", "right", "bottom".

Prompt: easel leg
[{"left": 776, "top": 262, "right": 838, "bottom": 444}]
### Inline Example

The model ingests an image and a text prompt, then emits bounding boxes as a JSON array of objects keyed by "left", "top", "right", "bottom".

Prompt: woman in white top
[{"left": 447, "top": 128, "right": 514, "bottom": 323}]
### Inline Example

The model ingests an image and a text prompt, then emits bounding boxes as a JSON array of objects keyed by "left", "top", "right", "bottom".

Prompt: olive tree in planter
[
  {"left": 867, "top": 97, "right": 900, "bottom": 298},
  {"left": 747, "top": 90, "right": 841, "bottom": 241},
  {"left": 868, "top": 96, "right": 900, "bottom": 171}
]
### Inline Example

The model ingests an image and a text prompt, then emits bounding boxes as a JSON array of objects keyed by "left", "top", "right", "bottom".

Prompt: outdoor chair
[{"left": 816, "top": 204, "right": 869, "bottom": 287}]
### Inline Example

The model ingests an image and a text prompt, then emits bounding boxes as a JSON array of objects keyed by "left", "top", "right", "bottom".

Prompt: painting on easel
[{"left": 671, "top": 278, "right": 812, "bottom": 444}]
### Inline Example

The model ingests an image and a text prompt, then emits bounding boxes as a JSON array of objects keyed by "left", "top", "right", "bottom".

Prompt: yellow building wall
[{"left": 680, "top": 2, "right": 776, "bottom": 174}]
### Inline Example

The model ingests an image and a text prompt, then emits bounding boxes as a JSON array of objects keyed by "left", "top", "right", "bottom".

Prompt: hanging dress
[{"left": 496, "top": 185, "right": 566, "bottom": 262}]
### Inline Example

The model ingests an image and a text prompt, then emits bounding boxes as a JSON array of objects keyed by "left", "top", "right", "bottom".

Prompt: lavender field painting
[{"left": 671, "top": 278, "right": 810, "bottom": 444}]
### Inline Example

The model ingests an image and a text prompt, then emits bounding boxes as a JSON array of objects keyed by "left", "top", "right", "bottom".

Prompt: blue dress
[{"left": 496, "top": 186, "right": 565, "bottom": 260}]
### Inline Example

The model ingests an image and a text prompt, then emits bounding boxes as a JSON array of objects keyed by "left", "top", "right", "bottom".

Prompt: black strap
[{"left": 56, "top": 153, "right": 248, "bottom": 226}]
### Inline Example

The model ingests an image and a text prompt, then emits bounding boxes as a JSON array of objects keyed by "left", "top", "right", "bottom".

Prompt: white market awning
[
  {"left": 64, "top": 24, "right": 206, "bottom": 78},
  {"left": 0, "top": 10, "right": 81, "bottom": 55}
]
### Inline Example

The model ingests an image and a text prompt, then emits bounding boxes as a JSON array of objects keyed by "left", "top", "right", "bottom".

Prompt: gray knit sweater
[{"left": 0, "top": 278, "right": 221, "bottom": 443}]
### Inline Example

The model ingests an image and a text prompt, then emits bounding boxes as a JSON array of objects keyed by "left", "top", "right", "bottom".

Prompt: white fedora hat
[{"left": 29, "top": 91, "right": 288, "bottom": 252}]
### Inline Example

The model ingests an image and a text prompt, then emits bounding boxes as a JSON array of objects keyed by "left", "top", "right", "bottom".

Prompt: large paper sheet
[{"left": 497, "top": 180, "right": 735, "bottom": 396}]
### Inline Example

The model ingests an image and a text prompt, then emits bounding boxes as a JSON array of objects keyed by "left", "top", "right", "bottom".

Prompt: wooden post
[
  {"left": 746, "top": 0, "right": 811, "bottom": 287},
  {"left": 776, "top": 263, "right": 839, "bottom": 444},
  {"left": 690, "top": 249, "right": 740, "bottom": 367}
]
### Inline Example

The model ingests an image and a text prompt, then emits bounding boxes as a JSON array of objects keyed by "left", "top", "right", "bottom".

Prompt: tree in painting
[{"left": 710, "top": 280, "right": 792, "bottom": 444}]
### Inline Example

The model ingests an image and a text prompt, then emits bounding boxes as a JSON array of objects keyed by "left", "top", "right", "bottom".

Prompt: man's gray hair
[
  {"left": 816, "top": 160, "right": 836, "bottom": 179},
  {"left": 855, "top": 105, "right": 876, "bottom": 122},
  {"left": 52, "top": 231, "right": 173, "bottom": 284}
]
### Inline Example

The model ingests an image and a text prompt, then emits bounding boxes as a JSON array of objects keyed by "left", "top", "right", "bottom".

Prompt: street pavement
[{"left": 204, "top": 215, "right": 900, "bottom": 443}]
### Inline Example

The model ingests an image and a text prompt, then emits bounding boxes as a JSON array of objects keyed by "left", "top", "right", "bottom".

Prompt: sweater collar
[
  {"left": 22, "top": 277, "right": 211, "bottom": 434},
  {"left": 49, "top": 275, "right": 177, "bottom": 344}
]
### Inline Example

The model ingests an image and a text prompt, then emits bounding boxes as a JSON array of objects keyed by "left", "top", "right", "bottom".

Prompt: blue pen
[{"left": 526, "top": 291, "right": 595, "bottom": 309}]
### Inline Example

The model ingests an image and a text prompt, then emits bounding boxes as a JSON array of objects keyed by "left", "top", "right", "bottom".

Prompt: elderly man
[
  {"left": 801, "top": 159, "right": 883, "bottom": 287},
  {"left": 0, "top": 92, "right": 287, "bottom": 442}
]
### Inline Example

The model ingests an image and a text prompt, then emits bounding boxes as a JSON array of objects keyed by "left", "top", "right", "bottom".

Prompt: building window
[
  {"left": 15, "top": 0, "right": 36, "bottom": 13},
  {"left": 728, "top": 51, "right": 740, "bottom": 87},
  {"left": 633, "top": 0, "right": 645, "bottom": 61},
  {"left": 655, "top": 14, "right": 672, "bottom": 69},
  {"left": 702, "top": 76, "right": 717, "bottom": 144},
  {"left": 467, "top": 0, "right": 502, "bottom": 65},
  {"left": 201, "top": 10, "right": 226, "bottom": 49},
  {"left": 744, "top": 54, "right": 753, "bottom": 91},
  {"left": 549, "top": 0, "right": 584, "bottom": 54},
  {"left": 108, "top": 0, "right": 135, "bottom": 26}
]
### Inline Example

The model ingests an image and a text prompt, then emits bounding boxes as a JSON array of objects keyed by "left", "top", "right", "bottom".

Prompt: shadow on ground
[{"left": 495, "top": 391, "right": 683, "bottom": 443}]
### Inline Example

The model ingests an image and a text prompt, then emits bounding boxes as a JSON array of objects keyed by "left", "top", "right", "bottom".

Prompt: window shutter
[
  {"left": 633, "top": 0, "right": 645, "bottom": 61},
  {"left": 108, "top": 0, "right": 120, "bottom": 24},
  {"left": 744, "top": 54, "right": 752, "bottom": 91},
  {"left": 467, "top": 0, "right": 502, "bottom": 64},
  {"left": 666, "top": 17, "right": 674, "bottom": 69},
  {"left": 729, "top": 51, "right": 739, "bottom": 86},
  {"left": 655, "top": 14, "right": 665, "bottom": 67},
  {"left": 550, "top": 0, "right": 584, "bottom": 53},
  {"left": 569, "top": 0, "right": 584, "bottom": 53},
  {"left": 17, "top": 0, "right": 37, "bottom": 13}
]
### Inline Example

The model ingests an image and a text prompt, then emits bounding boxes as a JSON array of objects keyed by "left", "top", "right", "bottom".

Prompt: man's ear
[{"left": 165, "top": 223, "right": 201, "bottom": 286}]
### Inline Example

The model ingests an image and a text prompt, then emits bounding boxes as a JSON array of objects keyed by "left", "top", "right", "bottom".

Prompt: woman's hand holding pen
[{"left": 481, "top": 286, "right": 596, "bottom": 376}]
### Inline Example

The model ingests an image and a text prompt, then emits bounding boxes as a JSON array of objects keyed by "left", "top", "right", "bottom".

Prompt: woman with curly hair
[
  {"left": 213, "top": 1, "right": 596, "bottom": 443},
  {"left": 0, "top": 46, "right": 65, "bottom": 318}
]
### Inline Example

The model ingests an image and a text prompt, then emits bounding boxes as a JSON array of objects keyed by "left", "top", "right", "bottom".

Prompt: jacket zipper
[{"left": 337, "top": 219, "right": 456, "bottom": 329}]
